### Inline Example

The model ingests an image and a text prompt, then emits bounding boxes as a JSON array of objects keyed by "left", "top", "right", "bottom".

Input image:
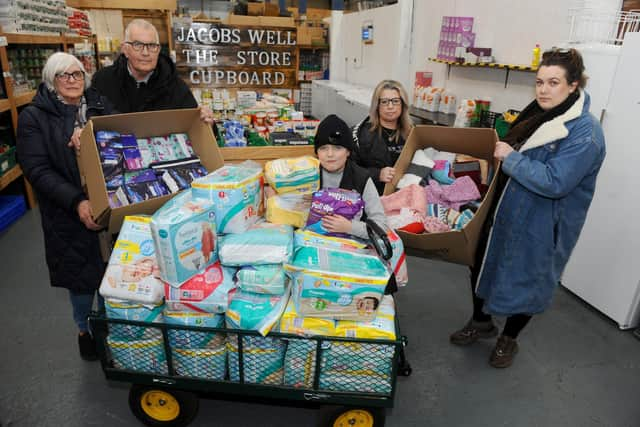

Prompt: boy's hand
[{"left": 321, "top": 214, "right": 352, "bottom": 234}]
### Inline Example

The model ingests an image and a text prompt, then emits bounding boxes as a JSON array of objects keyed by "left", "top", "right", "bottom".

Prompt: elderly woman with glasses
[
  {"left": 352, "top": 79, "right": 414, "bottom": 194},
  {"left": 450, "top": 48, "right": 606, "bottom": 368},
  {"left": 17, "top": 52, "right": 114, "bottom": 361}
]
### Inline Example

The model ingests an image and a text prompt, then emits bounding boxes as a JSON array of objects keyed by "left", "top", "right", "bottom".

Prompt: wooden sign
[{"left": 173, "top": 21, "right": 298, "bottom": 88}]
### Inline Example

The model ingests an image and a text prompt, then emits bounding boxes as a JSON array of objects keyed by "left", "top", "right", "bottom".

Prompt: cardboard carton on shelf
[
  {"left": 79, "top": 109, "right": 224, "bottom": 234},
  {"left": 383, "top": 126, "right": 498, "bottom": 266}
]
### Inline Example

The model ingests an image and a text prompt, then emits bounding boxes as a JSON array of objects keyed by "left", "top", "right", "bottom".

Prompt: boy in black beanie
[{"left": 314, "top": 114, "right": 387, "bottom": 239}]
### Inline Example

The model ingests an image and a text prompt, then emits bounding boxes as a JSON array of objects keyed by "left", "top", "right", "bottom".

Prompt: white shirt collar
[{"left": 127, "top": 62, "right": 154, "bottom": 84}]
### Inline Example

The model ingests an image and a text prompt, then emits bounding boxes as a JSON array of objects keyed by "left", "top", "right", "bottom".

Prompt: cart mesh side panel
[
  {"left": 168, "top": 327, "right": 227, "bottom": 381},
  {"left": 105, "top": 323, "right": 168, "bottom": 375},
  {"left": 227, "top": 334, "right": 286, "bottom": 385}
]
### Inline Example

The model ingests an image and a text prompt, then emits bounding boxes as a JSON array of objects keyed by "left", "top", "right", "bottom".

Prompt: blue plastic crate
[{"left": 0, "top": 195, "right": 27, "bottom": 234}]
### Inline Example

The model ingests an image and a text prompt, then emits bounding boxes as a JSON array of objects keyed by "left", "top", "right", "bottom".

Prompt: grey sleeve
[{"left": 351, "top": 179, "right": 388, "bottom": 239}]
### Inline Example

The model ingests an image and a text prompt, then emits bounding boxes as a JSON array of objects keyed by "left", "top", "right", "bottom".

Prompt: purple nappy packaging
[{"left": 305, "top": 188, "right": 364, "bottom": 237}]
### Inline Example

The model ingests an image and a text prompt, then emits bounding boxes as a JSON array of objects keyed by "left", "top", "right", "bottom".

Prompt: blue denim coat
[{"left": 476, "top": 92, "right": 606, "bottom": 316}]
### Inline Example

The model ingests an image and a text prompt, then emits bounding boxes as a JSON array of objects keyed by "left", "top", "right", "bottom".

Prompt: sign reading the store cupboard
[{"left": 173, "top": 22, "right": 297, "bottom": 88}]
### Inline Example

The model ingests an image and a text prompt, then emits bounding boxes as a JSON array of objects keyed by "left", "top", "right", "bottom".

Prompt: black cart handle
[{"left": 366, "top": 219, "right": 393, "bottom": 261}]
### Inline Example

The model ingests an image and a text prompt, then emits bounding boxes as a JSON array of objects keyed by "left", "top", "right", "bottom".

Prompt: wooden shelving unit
[{"left": 428, "top": 57, "right": 538, "bottom": 88}]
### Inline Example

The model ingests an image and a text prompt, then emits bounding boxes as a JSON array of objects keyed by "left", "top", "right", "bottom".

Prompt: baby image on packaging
[{"left": 106, "top": 257, "right": 160, "bottom": 287}]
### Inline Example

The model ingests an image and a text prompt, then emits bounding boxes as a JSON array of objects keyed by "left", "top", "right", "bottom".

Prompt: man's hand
[{"left": 77, "top": 200, "right": 102, "bottom": 231}]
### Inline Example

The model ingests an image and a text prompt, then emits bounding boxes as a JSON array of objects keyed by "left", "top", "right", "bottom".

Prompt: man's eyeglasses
[
  {"left": 125, "top": 41, "right": 161, "bottom": 53},
  {"left": 55, "top": 71, "right": 85, "bottom": 82},
  {"left": 379, "top": 97, "right": 402, "bottom": 106}
]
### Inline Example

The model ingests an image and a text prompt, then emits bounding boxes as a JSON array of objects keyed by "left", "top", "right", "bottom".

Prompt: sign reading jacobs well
[{"left": 174, "top": 22, "right": 298, "bottom": 88}]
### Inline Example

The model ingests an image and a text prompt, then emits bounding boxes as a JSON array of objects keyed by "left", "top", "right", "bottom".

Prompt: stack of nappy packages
[
  {"left": 96, "top": 130, "right": 208, "bottom": 208},
  {"left": 385, "top": 147, "right": 488, "bottom": 234}
]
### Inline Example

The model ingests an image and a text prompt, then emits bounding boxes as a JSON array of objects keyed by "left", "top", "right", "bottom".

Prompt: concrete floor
[{"left": 1, "top": 209, "right": 639, "bottom": 427}]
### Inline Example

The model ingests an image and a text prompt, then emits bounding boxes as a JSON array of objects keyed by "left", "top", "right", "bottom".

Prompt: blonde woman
[{"left": 352, "top": 80, "right": 413, "bottom": 194}]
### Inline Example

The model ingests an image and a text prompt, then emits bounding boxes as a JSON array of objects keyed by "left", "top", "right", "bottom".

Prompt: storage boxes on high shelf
[
  {"left": 191, "top": 88, "right": 319, "bottom": 148},
  {"left": 0, "top": 0, "right": 68, "bottom": 34}
]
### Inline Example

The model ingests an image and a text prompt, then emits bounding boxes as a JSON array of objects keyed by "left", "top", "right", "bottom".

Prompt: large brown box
[
  {"left": 79, "top": 109, "right": 224, "bottom": 233},
  {"left": 383, "top": 126, "right": 499, "bottom": 266}
]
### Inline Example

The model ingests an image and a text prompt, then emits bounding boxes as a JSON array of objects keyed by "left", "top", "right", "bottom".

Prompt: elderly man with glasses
[{"left": 92, "top": 19, "right": 213, "bottom": 123}]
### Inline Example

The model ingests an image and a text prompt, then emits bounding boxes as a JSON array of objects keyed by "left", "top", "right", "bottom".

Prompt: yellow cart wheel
[
  {"left": 323, "top": 406, "right": 386, "bottom": 427},
  {"left": 128, "top": 384, "right": 199, "bottom": 427}
]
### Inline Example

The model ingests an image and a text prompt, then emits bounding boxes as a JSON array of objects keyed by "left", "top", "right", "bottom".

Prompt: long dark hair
[{"left": 540, "top": 48, "right": 588, "bottom": 88}]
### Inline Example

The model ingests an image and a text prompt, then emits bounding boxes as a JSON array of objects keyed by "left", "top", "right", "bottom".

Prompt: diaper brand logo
[{"left": 159, "top": 230, "right": 168, "bottom": 238}]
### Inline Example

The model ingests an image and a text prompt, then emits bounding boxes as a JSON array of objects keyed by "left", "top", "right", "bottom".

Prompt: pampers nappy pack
[
  {"left": 279, "top": 299, "right": 336, "bottom": 337},
  {"left": 225, "top": 285, "right": 290, "bottom": 336},
  {"left": 264, "top": 155, "right": 320, "bottom": 194},
  {"left": 107, "top": 336, "right": 168, "bottom": 375},
  {"left": 164, "top": 311, "right": 225, "bottom": 349},
  {"left": 172, "top": 347, "right": 226, "bottom": 381},
  {"left": 191, "top": 165, "right": 263, "bottom": 234},
  {"left": 151, "top": 191, "right": 217, "bottom": 288},
  {"left": 99, "top": 216, "right": 164, "bottom": 305},
  {"left": 335, "top": 295, "right": 397, "bottom": 340},
  {"left": 227, "top": 335, "right": 286, "bottom": 385},
  {"left": 105, "top": 299, "right": 164, "bottom": 341},
  {"left": 236, "top": 264, "right": 287, "bottom": 295},
  {"left": 285, "top": 246, "right": 390, "bottom": 321},
  {"left": 218, "top": 223, "right": 293, "bottom": 266},
  {"left": 283, "top": 338, "right": 316, "bottom": 388},
  {"left": 164, "top": 262, "right": 237, "bottom": 313}
]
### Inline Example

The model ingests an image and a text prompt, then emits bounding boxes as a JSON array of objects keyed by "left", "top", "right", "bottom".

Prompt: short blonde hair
[
  {"left": 124, "top": 19, "right": 159, "bottom": 43},
  {"left": 41, "top": 52, "right": 89, "bottom": 91},
  {"left": 368, "top": 80, "right": 413, "bottom": 141}
]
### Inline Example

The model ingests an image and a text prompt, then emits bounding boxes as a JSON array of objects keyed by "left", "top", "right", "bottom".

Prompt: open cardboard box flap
[
  {"left": 383, "top": 125, "right": 499, "bottom": 266},
  {"left": 79, "top": 108, "right": 224, "bottom": 233}
]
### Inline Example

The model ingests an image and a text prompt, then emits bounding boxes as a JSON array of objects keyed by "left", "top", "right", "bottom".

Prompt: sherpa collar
[{"left": 519, "top": 90, "right": 585, "bottom": 153}]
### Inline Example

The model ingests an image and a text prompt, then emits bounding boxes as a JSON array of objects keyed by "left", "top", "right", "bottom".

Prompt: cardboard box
[
  {"left": 248, "top": 2, "right": 280, "bottom": 16},
  {"left": 79, "top": 109, "right": 224, "bottom": 233},
  {"left": 226, "top": 14, "right": 295, "bottom": 28},
  {"left": 383, "top": 126, "right": 499, "bottom": 266}
]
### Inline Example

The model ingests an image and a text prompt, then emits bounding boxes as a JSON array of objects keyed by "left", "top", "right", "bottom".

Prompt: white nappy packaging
[
  {"left": 264, "top": 155, "right": 320, "bottom": 195},
  {"left": 335, "top": 295, "right": 397, "bottom": 340},
  {"left": 99, "top": 216, "right": 164, "bottom": 305},
  {"left": 105, "top": 299, "right": 164, "bottom": 341},
  {"left": 164, "top": 262, "right": 237, "bottom": 313},
  {"left": 164, "top": 311, "right": 225, "bottom": 349},
  {"left": 236, "top": 264, "right": 287, "bottom": 295},
  {"left": 191, "top": 165, "right": 263, "bottom": 234},
  {"left": 219, "top": 223, "right": 294, "bottom": 266},
  {"left": 107, "top": 336, "right": 168, "bottom": 375},
  {"left": 225, "top": 284, "right": 291, "bottom": 336},
  {"left": 284, "top": 246, "right": 390, "bottom": 321},
  {"left": 151, "top": 191, "right": 218, "bottom": 288}
]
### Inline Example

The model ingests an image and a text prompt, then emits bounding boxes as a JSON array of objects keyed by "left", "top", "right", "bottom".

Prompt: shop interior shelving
[{"left": 428, "top": 57, "right": 538, "bottom": 88}]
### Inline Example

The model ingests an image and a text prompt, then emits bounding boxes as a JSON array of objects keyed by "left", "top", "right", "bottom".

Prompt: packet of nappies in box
[
  {"left": 305, "top": 188, "right": 364, "bottom": 237},
  {"left": 164, "top": 262, "right": 237, "bottom": 313},
  {"left": 151, "top": 191, "right": 218, "bottom": 288},
  {"left": 191, "top": 164, "right": 263, "bottom": 234},
  {"left": 218, "top": 223, "right": 293, "bottom": 266},
  {"left": 285, "top": 246, "right": 390, "bottom": 321},
  {"left": 99, "top": 216, "right": 164, "bottom": 305},
  {"left": 264, "top": 155, "right": 320, "bottom": 195}
]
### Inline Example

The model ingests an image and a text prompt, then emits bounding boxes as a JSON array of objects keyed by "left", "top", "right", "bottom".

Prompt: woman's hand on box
[
  {"left": 321, "top": 214, "right": 352, "bottom": 234},
  {"left": 67, "top": 127, "right": 83, "bottom": 151},
  {"left": 77, "top": 200, "right": 102, "bottom": 231},
  {"left": 494, "top": 141, "right": 514, "bottom": 162}
]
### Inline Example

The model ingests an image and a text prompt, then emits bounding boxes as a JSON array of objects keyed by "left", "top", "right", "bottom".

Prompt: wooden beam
[{"left": 66, "top": 0, "right": 176, "bottom": 11}]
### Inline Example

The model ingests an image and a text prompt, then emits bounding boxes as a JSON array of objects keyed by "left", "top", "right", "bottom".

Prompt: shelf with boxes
[{"left": 428, "top": 57, "right": 538, "bottom": 88}]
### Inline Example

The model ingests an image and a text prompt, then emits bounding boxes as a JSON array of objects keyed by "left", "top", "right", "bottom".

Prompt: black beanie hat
[{"left": 314, "top": 114, "right": 354, "bottom": 153}]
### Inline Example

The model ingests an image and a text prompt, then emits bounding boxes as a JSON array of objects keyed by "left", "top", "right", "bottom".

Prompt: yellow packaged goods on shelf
[
  {"left": 335, "top": 295, "right": 396, "bottom": 340},
  {"left": 266, "top": 193, "right": 311, "bottom": 228},
  {"left": 264, "top": 155, "right": 320, "bottom": 194},
  {"left": 279, "top": 299, "right": 337, "bottom": 336}
]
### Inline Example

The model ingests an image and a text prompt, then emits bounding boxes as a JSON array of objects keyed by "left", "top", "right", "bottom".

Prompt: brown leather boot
[
  {"left": 450, "top": 319, "right": 498, "bottom": 346},
  {"left": 489, "top": 335, "right": 519, "bottom": 368}
]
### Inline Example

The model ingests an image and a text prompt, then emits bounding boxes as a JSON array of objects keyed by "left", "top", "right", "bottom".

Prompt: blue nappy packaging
[
  {"left": 236, "top": 264, "right": 287, "bottom": 295},
  {"left": 105, "top": 299, "right": 164, "bottom": 341},
  {"left": 225, "top": 284, "right": 290, "bottom": 336},
  {"left": 151, "top": 191, "right": 218, "bottom": 288},
  {"left": 191, "top": 165, "right": 263, "bottom": 234}
]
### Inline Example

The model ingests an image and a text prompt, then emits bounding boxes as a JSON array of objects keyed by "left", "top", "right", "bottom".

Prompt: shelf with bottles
[{"left": 428, "top": 57, "right": 538, "bottom": 88}]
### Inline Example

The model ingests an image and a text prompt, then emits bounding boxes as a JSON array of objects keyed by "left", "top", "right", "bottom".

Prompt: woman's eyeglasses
[
  {"left": 125, "top": 41, "right": 161, "bottom": 53},
  {"left": 379, "top": 97, "right": 402, "bottom": 106},
  {"left": 55, "top": 71, "right": 85, "bottom": 82}
]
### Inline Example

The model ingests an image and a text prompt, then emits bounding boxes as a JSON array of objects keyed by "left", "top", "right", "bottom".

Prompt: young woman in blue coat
[
  {"left": 450, "top": 48, "right": 606, "bottom": 368},
  {"left": 17, "top": 52, "right": 114, "bottom": 361}
]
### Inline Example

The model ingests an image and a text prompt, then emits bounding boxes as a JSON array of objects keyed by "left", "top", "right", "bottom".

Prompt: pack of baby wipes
[
  {"left": 265, "top": 192, "right": 311, "bottom": 228},
  {"left": 219, "top": 223, "right": 293, "bottom": 266},
  {"left": 164, "top": 311, "right": 225, "bottom": 349},
  {"left": 164, "top": 262, "right": 237, "bottom": 313},
  {"left": 236, "top": 264, "right": 287, "bottom": 295},
  {"left": 225, "top": 284, "right": 290, "bottom": 336},
  {"left": 285, "top": 246, "right": 390, "bottom": 321},
  {"left": 335, "top": 295, "right": 396, "bottom": 340},
  {"left": 227, "top": 335, "right": 285, "bottom": 385},
  {"left": 105, "top": 299, "right": 164, "bottom": 341},
  {"left": 151, "top": 191, "right": 217, "bottom": 288},
  {"left": 107, "top": 336, "right": 168, "bottom": 375},
  {"left": 264, "top": 156, "right": 320, "bottom": 194},
  {"left": 191, "top": 165, "right": 263, "bottom": 233},
  {"left": 99, "top": 216, "right": 164, "bottom": 305},
  {"left": 279, "top": 299, "right": 336, "bottom": 337}
]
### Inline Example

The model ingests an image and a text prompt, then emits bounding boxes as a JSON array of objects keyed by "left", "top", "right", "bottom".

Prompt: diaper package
[
  {"left": 279, "top": 299, "right": 336, "bottom": 337},
  {"left": 264, "top": 156, "right": 320, "bottom": 195},
  {"left": 151, "top": 191, "right": 217, "bottom": 288},
  {"left": 236, "top": 264, "right": 287, "bottom": 295},
  {"left": 305, "top": 188, "right": 364, "bottom": 237},
  {"left": 107, "top": 336, "right": 168, "bottom": 375},
  {"left": 265, "top": 193, "right": 311, "bottom": 228},
  {"left": 225, "top": 285, "right": 290, "bottom": 336},
  {"left": 285, "top": 246, "right": 390, "bottom": 321},
  {"left": 172, "top": 347, "right": 226, "bottom": 381},
  {"left": 164, "top": 311, "right": 225, "bottom": 349},
  {"left": 335, "top": 295, "right": 396, "bottom": 340},
  {"left": 99, "top": 216, "right": 164, "bottom": 305},
  {"left": 219, "top": 223, "right": 293, "bottom": 266},
  {"left": 164, "top": 262, "right": 237, "bottom": 313},
  {"left": 191, "top": 165, "right": 263, "bottom": 234},
  {"left": 105, "top": 299, "right": 164, "bottom": 341},
  {"left": 294, "top": 229, "right": 368, "bottom": 252},
  {"left": 227, "top": 335, "right": 286, "bottom": 385},
  {"left": 283, "top": 338, "right": 316, "bottom": 388}
]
